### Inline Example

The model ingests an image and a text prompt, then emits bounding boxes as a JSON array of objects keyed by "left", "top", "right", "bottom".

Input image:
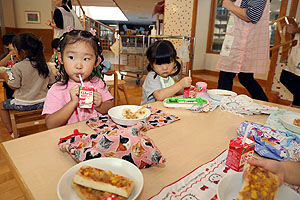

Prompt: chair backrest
[{"left": 104, "top": 70, "right": 118, "bottom": 106}]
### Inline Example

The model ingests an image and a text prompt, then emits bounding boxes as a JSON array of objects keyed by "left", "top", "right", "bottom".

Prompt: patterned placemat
[
  {"left": 150, "top": 149, "right": 300, "bottom": 200},
  {"left": 149, "top": 150, "right": 234, "bottom": 200}
]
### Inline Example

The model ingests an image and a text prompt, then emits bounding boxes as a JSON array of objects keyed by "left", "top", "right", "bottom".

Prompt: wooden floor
[{"left": 0, "top": 74, "right": 143, "bottom": 200}]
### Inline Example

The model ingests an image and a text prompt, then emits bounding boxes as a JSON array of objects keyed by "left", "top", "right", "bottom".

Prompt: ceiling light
[{"left": 77, "top": 6, "right": 128, "bottom": 21}]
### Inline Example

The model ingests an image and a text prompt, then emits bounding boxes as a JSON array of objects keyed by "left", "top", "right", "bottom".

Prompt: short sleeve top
[{"left": 42, "top": 77, "right": 113, "bottom": 125}]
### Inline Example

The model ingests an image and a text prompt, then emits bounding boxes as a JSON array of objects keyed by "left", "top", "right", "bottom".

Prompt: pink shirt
[{"left": 42, "top": 77, "right": 113, "bottom": 125}]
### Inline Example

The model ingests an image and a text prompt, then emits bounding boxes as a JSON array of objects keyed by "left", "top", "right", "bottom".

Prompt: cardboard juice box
[
  {"left": 78, "top": 86, "right": 94, "bottom": 108},
  {"left": 183, "top": 86, "right": 196, "bottom": 98},
  {"left": 226, "top": 136, "right": 256, "bottom": 172}
]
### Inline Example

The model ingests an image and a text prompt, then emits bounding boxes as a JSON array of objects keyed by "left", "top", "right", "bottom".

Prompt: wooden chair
[
  {"left": 105, "top": 70, "right": 118, "bottom": 106},
  {"left": 9, "top": 109, "right": 45, "bottom": 138},
  {"left": 105, "top": 70, "right": 129, "bottom": 105}
]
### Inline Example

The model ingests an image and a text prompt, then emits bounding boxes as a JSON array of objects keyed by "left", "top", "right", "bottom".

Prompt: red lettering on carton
[
  {"left": 78, "top": 86, "right": 94, "bottom": 108},
  {"left": 226, "top": 136, "right": 256, "bottom": 172}
]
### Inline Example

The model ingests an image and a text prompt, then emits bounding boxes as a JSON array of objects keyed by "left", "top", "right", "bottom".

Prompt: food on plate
[
  {"left": 122, "top": 107, "right": 148, "bottom": 119},
  {"left": 218, "top": 94, "right": 233, "bottom": 96},
  {"left": 122, "top": 108, "right": 136, "bottom": 119},
  {"left": 134, "top": 107, "right": 147, "bottom": 119},
  {"left": 294, "top": 118, "right": 300, "bottom": 127},
  {"left": 237, "top": 165, "right": 279, "bottom": 200},
  {"left": 73, "top": 165, "right": 134, "bottom": 198},
  {"left": 72, "top": 181, "right": 125, "bottom": 200}
]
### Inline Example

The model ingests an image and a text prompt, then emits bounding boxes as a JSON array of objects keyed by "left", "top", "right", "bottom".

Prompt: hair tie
[
  {"left": 66, "top": 26, "right": 74, "bottom": 32},
  {"left": 89, "top": 28, "right": 97, "bottom": 36}
]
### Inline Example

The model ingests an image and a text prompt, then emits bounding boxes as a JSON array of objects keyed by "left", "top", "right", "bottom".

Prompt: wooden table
[{"left": 1, "top": 101, "right": 299, "bottom": 199}]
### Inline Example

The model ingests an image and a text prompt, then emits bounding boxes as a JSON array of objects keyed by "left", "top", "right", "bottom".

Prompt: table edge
[{"left": 0, "top": 143, "right": 35, "bottom": 200}]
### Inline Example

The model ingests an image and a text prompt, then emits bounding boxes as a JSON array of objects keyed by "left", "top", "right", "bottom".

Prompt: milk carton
[
  {"left": 78, "top": 86, "right": 94, "bottom": 108},
  {"left": 183, "top": 86, "right": 197, "bottom": 98},
  {"left": 7, "top": 60, "right": 15, "bottom": 68},
  {"left": 226, "top": 136, "right": 255, "bottom": 172}
]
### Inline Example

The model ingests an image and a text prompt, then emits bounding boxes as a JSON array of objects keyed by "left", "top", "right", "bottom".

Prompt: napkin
[
  {"left": 237, "top": 121, "right": 300, "bottom": 161},
  {"left": 149, "top": 150, "right": 234, "bottom": 200},
  {"left": 86, "top": 106, "right": 180, "bottom": 133},
  {"left": 220, "top": 95, "right": 278, "bottom": 116}
]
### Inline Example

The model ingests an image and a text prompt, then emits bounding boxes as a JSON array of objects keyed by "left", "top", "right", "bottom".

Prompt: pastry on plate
[
  {"left": 237, "top": 165, "right": 279, "bottom": 200},
  {"left": 73, "top": 165, "right": 134, "bottom": 199}
]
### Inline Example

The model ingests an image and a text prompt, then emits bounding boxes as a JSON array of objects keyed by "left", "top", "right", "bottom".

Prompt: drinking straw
[
  {"left": 11, "top": 55, "right": 13, "bottom": 61},
  {"left": 78, "top": 74, "right": 84, "bottom": 86},
  {"left": 188, "top": 70, "right": 191, "bottom": 77},
  {"left": 242, "top": 123, "right": 251, "bottom": 145}
]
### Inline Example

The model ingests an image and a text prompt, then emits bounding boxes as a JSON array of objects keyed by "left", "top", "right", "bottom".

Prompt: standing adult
[
  {"left": 216, "top": 0, "right": 269, "bottom": 101},
  {"left": 280, "top": 18, "right": 300, "bottom": 108},
  {"left": 46, "top": 0, "right": 74, "bottom": 38}
]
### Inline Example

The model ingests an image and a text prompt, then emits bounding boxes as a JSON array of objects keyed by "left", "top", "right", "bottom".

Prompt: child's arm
[
  {"left": 45, "top": 85, "right": 79, "bottom": 129},
  {"left": 0, "top": 71, "right": 17, "bottom": 90},
  {"left": 0, "top": 50, "right": 15, "bottom": 66},
  {"left": 153, "top": 77, "right": 192, "bottom": 101},
  {"left": 93, "top": 91, "right": 114, "bottom": 114}
]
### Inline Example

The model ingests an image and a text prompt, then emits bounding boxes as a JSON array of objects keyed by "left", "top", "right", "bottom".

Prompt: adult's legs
[
  {"left": 0, "top": 102, "right": 12, "bottom": 132},
  {"left": 238, "top": 72, "right": 269, "bottom": 101},
  {"left": 280, "top": 69, "right": 300, "bottom": 106},
  {"left": 218, "top": 71, "right": 236, "bottom": 91}
]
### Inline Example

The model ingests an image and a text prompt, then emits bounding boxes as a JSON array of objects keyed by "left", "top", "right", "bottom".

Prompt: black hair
[
  {"left": 57, "top": 30, "right": 105, "bottom": 85},
  {"left": 2, "top": 32, "right": 16, "bottom": 46},
  {"left": 146, "top": 40, "right": 181, "bottom": 78},
  {"left": 62, "top": 0, "right": 72, "bottom": 9},
  {"left": 12, "top": 33, "right": 50, "bottom": 78},
  {"left": 51, "top": 38, "right": 60, "bottom": 49}
]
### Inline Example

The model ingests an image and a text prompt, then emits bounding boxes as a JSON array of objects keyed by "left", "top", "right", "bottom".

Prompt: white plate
[
  {"left": 280, "top": 113, "right": 300, "bottom": 134},
  {"left": 108, "top": 105, "right": 151, "bottom": 126},
  {"left": 217, "top": 172, "right": 300, "bottom": 200},
  {"left": 57, "top": 157, "right": 144, "bottom": 200},
  {"left": 207, "top": 89, "right": 237, "bottom": 101}
]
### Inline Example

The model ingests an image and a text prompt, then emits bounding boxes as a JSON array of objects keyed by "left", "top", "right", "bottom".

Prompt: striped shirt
[{"left": 240, "top": 0, "right": 267, "bottom": 23}]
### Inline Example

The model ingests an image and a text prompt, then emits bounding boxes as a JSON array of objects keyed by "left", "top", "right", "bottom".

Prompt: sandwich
[
  {"left": 72, "top": 165, "right": 134, "bottom": 199},
  {"left": 237, "top": 165, "right": 279, "bottom": 200}
]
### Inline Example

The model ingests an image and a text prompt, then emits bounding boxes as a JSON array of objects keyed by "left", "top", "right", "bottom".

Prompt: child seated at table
[
  {"left": 0, "top": 33, "right": 16, "bottom": 99},
  {"left": 141, "top": 40, "right": 192, "bottom": 105},
  {"left": 42, "top": 30, "right": 114, "bottom": 129},
  {"left": 0, "top": 33, "right": 55, "bottom": 138},
  {"left": 49, "top": 38, "right": 60, "bottom": 63}
]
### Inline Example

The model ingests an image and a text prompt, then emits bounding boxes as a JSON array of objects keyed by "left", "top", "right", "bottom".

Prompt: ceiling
[{"left": 75, "top": 0, "right": 159, "bottom": 25}]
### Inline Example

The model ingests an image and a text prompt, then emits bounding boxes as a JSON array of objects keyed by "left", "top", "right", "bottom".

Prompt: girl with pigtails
[{"left": 42, "top": 30, "right": 114, "bottom": 129}]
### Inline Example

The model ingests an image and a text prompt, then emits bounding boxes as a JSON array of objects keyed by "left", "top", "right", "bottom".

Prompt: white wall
[
  {"left": 3, "top": 0, "right": 52, "bottom": 29},
  {"left": 194, "top": 1, "right": 220, "bottom": 72}
]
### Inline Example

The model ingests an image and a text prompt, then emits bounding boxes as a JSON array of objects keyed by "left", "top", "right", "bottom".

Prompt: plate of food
[
  {"left": 207, "top": 89, "right": 237, "bottom": 101},
  {"left": 108, "top": 105, "right": 151, "bottom": 126},
  {"left": 280, "top": 113, "right": 300, "bottom": 134},
  {"left": 217, "top": 168, "right": 299, "bottom": 200},
  {"left": 57, "top": 157, "right": 144, "bottom": 200}
]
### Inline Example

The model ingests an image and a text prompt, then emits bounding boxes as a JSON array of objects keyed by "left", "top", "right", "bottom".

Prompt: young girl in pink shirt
[{"left": 42, "top": 30, "right": 114, "bottom": 129}]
